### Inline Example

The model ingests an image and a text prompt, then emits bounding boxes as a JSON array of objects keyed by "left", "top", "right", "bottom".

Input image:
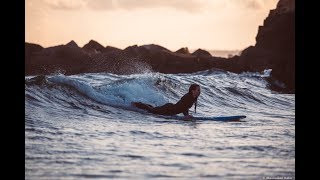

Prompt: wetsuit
[{"left": 133, "top": 93, "right": 196, "bottom": 116}]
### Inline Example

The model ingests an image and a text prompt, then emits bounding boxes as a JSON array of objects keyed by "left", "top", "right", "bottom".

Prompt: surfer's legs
[
  {"left": 132, "top": 102, "right": 175, "bottom": 115},
  {"left": 132, "top": 102, "right": 154, "bottom": 112},
  {"left": 152, "top": 103, "right": 175, "bottom": 115}
]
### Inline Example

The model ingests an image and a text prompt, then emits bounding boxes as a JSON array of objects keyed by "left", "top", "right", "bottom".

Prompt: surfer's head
[{"left": 189, "top": 83, "right": 200, "bottom": 98}]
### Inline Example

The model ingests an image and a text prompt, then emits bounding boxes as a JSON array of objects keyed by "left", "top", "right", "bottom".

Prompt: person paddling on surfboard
[{"left": 132, "top": 83, "right": 200, "bottom": 120}]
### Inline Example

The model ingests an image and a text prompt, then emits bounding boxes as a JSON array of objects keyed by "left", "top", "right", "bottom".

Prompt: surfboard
[
  {"left": 158, "top": 115, "right": 246, "bottom": 121},
  {"left": 131, "top": 105, "right": 246, "bottom": 121}
]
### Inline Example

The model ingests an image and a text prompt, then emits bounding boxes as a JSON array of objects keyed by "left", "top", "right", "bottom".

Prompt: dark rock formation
[
  {"left": 25, "top": 42, "right": 43, "bottom": 57},
  {"left": 66, "top": 40, "right": 79, "bottom": 48},
  {"left": 175, "top": 47, "right": 190, "bottom": 54},
  {"left": 25, "top": 42, "right": 91, "bottom": 75},
  {"left": 104, "top": 46, "right": 122, "bottom": 53},
  {"left": 192, "top": 49, "right": 212, "bottom": 58},
  {"left": 140, "top": 44, "right": 171, "bottom": 53},
  {"left": 231, "top": 0, "right": 295, "bottom": 93},
  {"left": 82, "top": 40, "right": 105, "bottom": 53}
]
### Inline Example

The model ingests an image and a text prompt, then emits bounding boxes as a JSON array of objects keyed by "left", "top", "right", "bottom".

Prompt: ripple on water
[
  {"left": 180, "top": 153, "right": 207, "bottom": 158},
  {"left": 118, "top": 154, "right": 147, "bottom": 160}
]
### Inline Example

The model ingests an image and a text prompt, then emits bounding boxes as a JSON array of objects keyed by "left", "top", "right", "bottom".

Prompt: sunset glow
[{"left": 26, "top": 0, "right": 278, "bottom": 51}]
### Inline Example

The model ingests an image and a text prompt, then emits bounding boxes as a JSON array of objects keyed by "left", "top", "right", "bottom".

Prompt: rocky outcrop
[
  {"left": 192, "top": 49, "right": 212, "bottom": 58},
  {"left": 25, "top": 42, "right": 43, "bottom": 58},
  {"left": 175, "top": 47, "right": 190, "bottom": 54},
  {"left": 82, "top": 40, "right": 105, "bottom": 54},
  {"left": 231, "top": 0, "right": 295, "bottom": 93},
  {"left": 140, "top": 44, "right": 171, "bottom": 53},
  {"left": 66, "top": 40, "right": 79, "bottom": 48},
  {"left": 104, "top": 46, "right": 122, "bottom": 53},
  {"left": 25, "top": 42, "right": 91, "bottom": 75}
]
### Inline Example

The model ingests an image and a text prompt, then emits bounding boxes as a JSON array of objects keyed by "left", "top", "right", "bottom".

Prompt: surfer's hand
[{"left": 184, "top": 115, "right": 193, "bottom": 120}]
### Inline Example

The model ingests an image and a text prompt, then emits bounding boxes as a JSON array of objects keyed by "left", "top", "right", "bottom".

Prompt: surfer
[{"left": 132, "top": 83, "right": 200, "bottom": 119}]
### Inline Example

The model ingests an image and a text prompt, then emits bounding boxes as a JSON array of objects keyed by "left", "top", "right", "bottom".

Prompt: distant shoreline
[{"left": 207, "top": 50, "right": 241, "bottom": 58}]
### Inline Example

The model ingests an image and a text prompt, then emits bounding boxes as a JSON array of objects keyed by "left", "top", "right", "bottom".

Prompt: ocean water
[{"left": 25, "top": 69, "right": 295, "bottom": 179}]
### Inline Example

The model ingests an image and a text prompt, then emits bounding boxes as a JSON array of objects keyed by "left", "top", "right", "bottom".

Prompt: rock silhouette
[
  {"left": 25, "top": 0, "right": 294, "bottom": 93},
  {"left": 229, "top": 0, "right": 295, "bottom": 93}
]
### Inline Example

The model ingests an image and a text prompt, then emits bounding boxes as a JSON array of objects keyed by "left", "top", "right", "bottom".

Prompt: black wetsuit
[{"left": 133, "top": 93, "right": 196, "bottom": 116}]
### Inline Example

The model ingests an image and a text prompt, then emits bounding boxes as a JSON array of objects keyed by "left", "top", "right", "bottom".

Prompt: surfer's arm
[
  {"left": 184, "top": 114, "right": 193, "bottom": 120},
  {"left": 183, "top": 109, "right": 193, "bottom": 118},
  {"left": 180, "top": 108, "right": 193, "bottom": 120}
]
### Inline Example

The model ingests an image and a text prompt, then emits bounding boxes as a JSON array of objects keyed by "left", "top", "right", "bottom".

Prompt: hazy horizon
[{"left": 26, "top": 0, "right": 278, "bottom": 51}]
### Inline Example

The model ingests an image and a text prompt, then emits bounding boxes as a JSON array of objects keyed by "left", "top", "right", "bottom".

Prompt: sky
[{"left": 26, "top": 0, "right": 278, "bottom": 51}]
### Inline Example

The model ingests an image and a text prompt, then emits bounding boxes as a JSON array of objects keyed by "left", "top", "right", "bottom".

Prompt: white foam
[
  {"left": 49, "top": 75, "right": 116, "bottom": 105},
  {"left": 99, "top": 78, "right": 167, "bottom": 106},
  {"left": 262, "top": 69, "right": 272, "bottom": 77},
  {"left": 49, "top": 75, "right": 167, "bottom": 108}
]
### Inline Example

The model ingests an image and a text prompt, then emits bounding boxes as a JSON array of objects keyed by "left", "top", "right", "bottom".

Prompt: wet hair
[
  {"left": 188, "top": 84, "right": 200, "bottom": 94},
  {"left": 188, "top": 84, "right": 200, "bottom": 113}
]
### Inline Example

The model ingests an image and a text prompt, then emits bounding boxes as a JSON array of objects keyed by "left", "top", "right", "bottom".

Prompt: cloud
[
  {"left": 84, "top": 0, "right": 115, "bottom": 10},
  {"left": 231, "top": 0, "right": 271, "bottom": 10},
  {"left": 43, "top": 0, "right": 86, "bottom": 10},
  {"left": 42, "top": 0, "right": 274, "bottom": 12},
  {"left": 114, "top": 0, "right": 205, "bottom": 13},
  {"left": 44, "top": 0, "right": 206, "bottom": 13},
  {"left": 243, "top": 0, "right": 263, "bottom": 9}
]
